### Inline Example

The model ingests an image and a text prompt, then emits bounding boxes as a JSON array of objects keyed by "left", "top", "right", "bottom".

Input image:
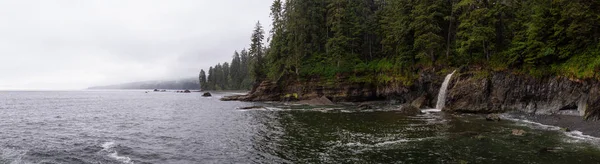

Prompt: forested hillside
[{"left": 202, "top": 0, "right": 600, "bottom": 91}]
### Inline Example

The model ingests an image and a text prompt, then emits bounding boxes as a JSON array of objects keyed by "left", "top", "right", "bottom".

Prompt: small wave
[
  {"left": 1, "top": 147, "right": 27, "bottom": 164},
  {"left": 265, "top": 107, "right": 288, "bottom": 111},
  {"left": 373, "top": 139, "right": 411, "bottom": 146},
  {"left": 421, "top": 109, "right": 442, "bottom": 114},
  {"left": 100, "top": 142, "right": 134, "bottom": 164},
  {"left": 345, "top": 137, "right": 437, "bottom": 147},
  {"left": 101, "top": 142, "right": 115, "bottom": 150},
  {"left": 504, "top": 117, "right": 600, "bottom": 141},
  {"left": 565, "top": 130, "right": 599, "bottom": 141},
  {"left": 109, "top": 152, "right": 133, "bottom": 164}
]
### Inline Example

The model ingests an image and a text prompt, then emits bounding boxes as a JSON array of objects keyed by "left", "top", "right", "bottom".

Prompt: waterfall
[{"left": 435, "top": 70, "right": 456, "bottom": 109}]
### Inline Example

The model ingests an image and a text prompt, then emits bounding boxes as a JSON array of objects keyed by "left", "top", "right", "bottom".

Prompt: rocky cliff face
[
  {"left": 445, "top": 71, "right": 599, "bottom": 119},
  {"left": 236, "top": 72, "right": 441, "bottom": 107},
  {"left": 226, "top": 70, "right": 600, "bottom": 119}
]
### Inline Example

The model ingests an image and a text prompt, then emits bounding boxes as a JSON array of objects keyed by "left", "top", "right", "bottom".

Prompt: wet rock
[
  {"left": 486, "top": 114, "right": 501, "bottom": 121},
  {"left": 474, "top": 135, "right": 486, "bottom": 140},
  {"left": 202, "top": 92, "right": 212, "bottom": 97},
  {"left": 153, "top": 89, "right": 159, "bottom": 92},
  {"left": 560, "top": 127, "right": 572, "bottom": 132},
  {"left": 239, "top": 106, "right": 265, "bottom": 110},
  {"left": 399, "top": 104, "right": 423, "bottom": 115},
  {"left": 358, "top": 103, "right": 374, "bottom": 110},
  {"left": 221, "top": 95, "right": 247, "bottom": 101},
  {"left": 512, "top": 129, "right": 526, "bottom": 136},
  {"left": 297, "top": 96, "right": 335, "bottom": 106},
  {"left": 411, "top": 96, "right": 428, "bottom": 109},
  {"left": 445, "top": 71, "right": 599, "bottom": 117},
  {"left": 184, "top": 90, "right": 191, "bottom": 93}
]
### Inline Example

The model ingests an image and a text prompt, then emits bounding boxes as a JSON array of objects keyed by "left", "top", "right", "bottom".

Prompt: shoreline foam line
[{"left": 503, "top": 116, "right": 600, "bottom": 141}]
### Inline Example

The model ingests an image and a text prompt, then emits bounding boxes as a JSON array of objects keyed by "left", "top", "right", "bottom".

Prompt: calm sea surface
[{"left": 1, "top": 91, "right": 600, "bottom": 164}]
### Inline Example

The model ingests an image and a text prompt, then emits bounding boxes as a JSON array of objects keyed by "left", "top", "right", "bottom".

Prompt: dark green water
[
  {"left": 1, "top": 91, "right": 599, "bottom": 163},
  {"left": 252, "top": 104, "right": 600, "bottom": 164}
]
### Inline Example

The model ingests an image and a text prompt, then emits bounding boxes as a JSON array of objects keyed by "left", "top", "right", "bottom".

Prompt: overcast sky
[{"left": 0, "top": 0, "right": 273, "bottom": 90}]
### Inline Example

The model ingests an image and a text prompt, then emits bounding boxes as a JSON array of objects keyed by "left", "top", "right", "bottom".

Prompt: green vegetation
[
  {"left": 202, "top": 0, "right": 600, "bottom": 90},
  {"left": 199, "top": 48, "right": 255, "bottom": 90}
]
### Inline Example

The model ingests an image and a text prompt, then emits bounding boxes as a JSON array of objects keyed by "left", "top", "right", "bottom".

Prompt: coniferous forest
[{"left": 201, "top": 0, "right": 600, "bottom": 91}]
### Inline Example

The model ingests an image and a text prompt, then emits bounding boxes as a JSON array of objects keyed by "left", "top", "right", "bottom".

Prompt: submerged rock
[
  {"left": 358, "top": 103, "right": 374, "bottom": 110},
  {"left": 539, "top": 147, "right": 564, "bottom": 153},
  {"left": 511, "top": 129, "right": 526, "bottom": 136},
  {"left": 486, "top": 114, "right": 501, "bottom": 121},
  {"left": 202, "top": 92, "right": 212, "bottom": 97},
  {"left": 560, "top": 127, "right": 572, "bottom": 132},
  {"left": 239, "top": 106, "right": 265, "bottom": 110},
  {"left": 398, "top": 104, "right": 423, "bottom": 115}
]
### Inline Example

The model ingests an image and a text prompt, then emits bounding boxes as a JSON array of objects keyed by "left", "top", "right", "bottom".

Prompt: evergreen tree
[
  {"left": 380, "top": 0, "right": 416, "bottom": 65},
  {"left": 250, "top": 21, "right": 266, "bottom": 83},
  {"left": 222, "top": 62, "right": 230, "bottom": 89},
  {"left": 230, "top": 51, "right": 242, "bottom": 89},
  {"left": 200, "top": 0, "right": 600, "bottom": 90},
  {"left": 410, "top": 0, "right": 446, "bottom": 63},
  {"left": 207, "top": 67, "right": 214, "bottom": 90},
  {"left": 199, "top": 69, "right": 207, "bottom": 90},
  {"left": 455, "top": 0, "right": 498, "bottom": 61}
]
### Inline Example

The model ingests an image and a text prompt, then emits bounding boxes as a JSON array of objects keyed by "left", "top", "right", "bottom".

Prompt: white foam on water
[
  {"left": 504, "top": 116, "right": 600, "bottom": 142},
  {"left": 373, "top": 139, "right": 411, "bottom": 146},
  {"left": 265, "top": 107, "right": 287, "bottom": 111},
  {"left": 344, "top": 137, "right": 439, "bottom": 148},
  {"left": 101, "top": 142, "right": 115, "bottom": 150},
  {"left": 565, "top": 130, "right": 599, "bottom": 141},
  {"left": 345, "top": 139, "right": 410, "bottom": 147},
  {"left": 421, "top": 109, "right": 442, "bottom": 113},
  {"left": 100, "top": 142, "right": 134, "bottom": 164},
  {"left": 109, "top": 152, "right": 133, "bottom": 164}
]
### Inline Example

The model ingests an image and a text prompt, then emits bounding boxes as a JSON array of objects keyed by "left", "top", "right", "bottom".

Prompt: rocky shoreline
[
  {"left": 222, "top": 70, "right": 600, "bottom": 125},
  {"left": 509, "top": 113, "right": 600, "bottom": 138}
]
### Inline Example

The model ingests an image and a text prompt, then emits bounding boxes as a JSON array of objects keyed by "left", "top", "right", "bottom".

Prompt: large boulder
[
  {"left": 411, "top": 95, "right": 428, "bottom": 109},
  {"left": 202, "top": 92, "right": 212, "bottom": 97},
  {"left": 399, "top": 104, "right": 423, "bottom": 115}
]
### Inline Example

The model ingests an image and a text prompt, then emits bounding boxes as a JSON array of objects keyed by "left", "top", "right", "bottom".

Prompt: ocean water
[{"left": 1, "top": 91, "right": 599, "bottom": 164}]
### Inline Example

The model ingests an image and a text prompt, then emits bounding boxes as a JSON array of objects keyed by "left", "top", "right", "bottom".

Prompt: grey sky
[{"left": 0, "top": 0, "right": 273, "bottom": 90}]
